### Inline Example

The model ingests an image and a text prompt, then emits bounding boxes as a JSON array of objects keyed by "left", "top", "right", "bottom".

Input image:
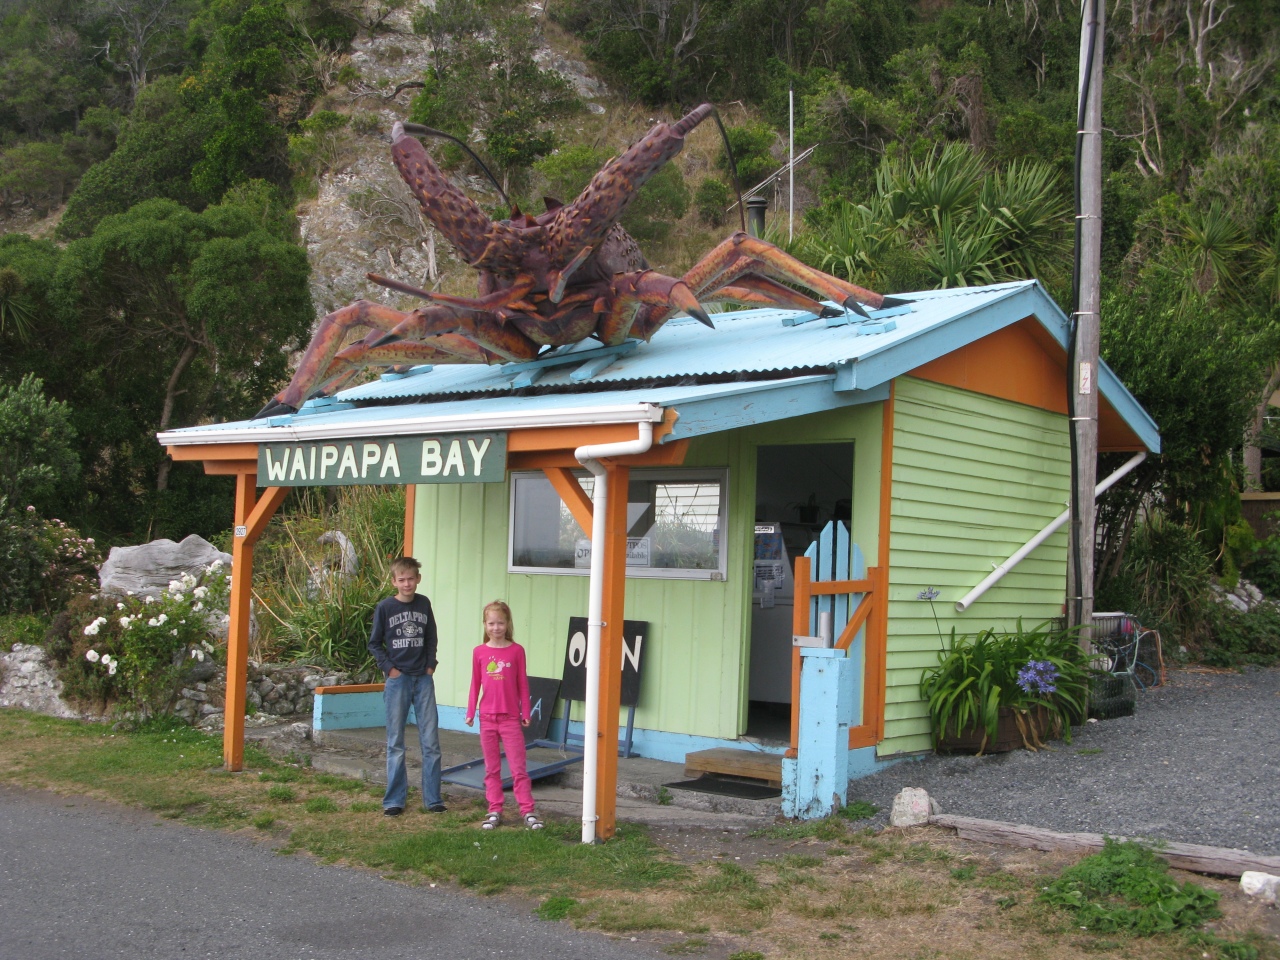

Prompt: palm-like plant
[
  {"left": 0, "top": 268, "right": 35, "bottom": 341},
  {"left": 1179, "top": 202, "right": 1251, "bottom": 297},
  {"left": 803, "top": 143, "right": 1069, "bottom": 294}
]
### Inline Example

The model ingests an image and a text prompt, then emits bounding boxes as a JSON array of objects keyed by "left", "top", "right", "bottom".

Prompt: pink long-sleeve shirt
[{"left": 466, "top": 641, "right": 530, "bottom": 722}]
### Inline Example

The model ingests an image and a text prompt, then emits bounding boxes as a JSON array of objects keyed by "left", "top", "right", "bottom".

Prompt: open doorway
[{"left": 746, "top": 442, "right": 854, "bottom": 742}]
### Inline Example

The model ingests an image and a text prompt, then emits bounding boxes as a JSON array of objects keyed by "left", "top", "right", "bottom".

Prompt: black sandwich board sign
[
  {"left": 522, "top": 676, "right": 560, "bottom": 745},
  {"left": 560, "top": 617, "right": 649, "bottom": 707}
]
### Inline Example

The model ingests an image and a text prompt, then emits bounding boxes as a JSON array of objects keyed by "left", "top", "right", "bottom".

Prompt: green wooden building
[{"left": 161, "top": 279, "right": 1159, "bottom": 776}]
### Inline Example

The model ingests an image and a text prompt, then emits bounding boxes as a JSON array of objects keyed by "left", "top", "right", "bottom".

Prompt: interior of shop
[{"left": 746, "top": 442, "right": 854, "bottom": 741}]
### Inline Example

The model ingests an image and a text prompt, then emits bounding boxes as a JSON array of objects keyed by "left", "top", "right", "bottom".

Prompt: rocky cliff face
[{"left": 297, "top": 12, "right": 610, "bottom": 324}]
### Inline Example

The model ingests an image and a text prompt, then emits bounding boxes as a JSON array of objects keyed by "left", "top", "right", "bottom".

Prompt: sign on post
[
  {"left": 257, "top": 433, "right": 507, "bottom": 486},
  {"left": 560, "top": 617, "right": 648, "bottom": 707}
]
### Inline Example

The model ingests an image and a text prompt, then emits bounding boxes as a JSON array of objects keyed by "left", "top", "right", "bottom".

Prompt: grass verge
[{"left": 0, "top": 709, "right": 1275, "bottom": 960}]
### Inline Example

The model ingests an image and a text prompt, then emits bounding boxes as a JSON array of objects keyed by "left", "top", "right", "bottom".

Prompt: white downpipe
[
  {"left": 955, "top": 452, "right": 1147, "bottom": 612},
  {"left": 574, "top": 418, "right": 655, "bottom": 844}
]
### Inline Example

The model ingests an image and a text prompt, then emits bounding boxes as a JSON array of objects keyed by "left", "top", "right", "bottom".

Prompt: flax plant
[{"left": 252, "top": 486, "right": 405, "bottom": 676}]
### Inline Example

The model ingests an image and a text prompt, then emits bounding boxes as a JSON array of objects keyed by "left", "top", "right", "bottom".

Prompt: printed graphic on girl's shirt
[{"left": 483, "top": 656, "right": 513, "bottom": 677}]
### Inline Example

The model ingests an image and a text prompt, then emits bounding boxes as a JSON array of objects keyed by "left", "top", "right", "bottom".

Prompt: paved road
[{"left": 0, "top": 787, "right": 660, "bottom": 960}]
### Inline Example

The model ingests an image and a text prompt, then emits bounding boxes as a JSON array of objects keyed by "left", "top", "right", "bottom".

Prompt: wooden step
[{"left": 683, "top": 748, "right": 783, "bottom": 786}]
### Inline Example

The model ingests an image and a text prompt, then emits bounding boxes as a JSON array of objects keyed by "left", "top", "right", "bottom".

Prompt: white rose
[
  {"left": 193, "top": 586, "right": 209, "bottom": 599},
  {"left": 107, "top": 662, "right": 117, "bottom": 676},
  {"left": 84, "top": 623, "right": 100, "bottom": 637},
  {"left": 86, "top": 650, "right": 100, "bottom": 662}
]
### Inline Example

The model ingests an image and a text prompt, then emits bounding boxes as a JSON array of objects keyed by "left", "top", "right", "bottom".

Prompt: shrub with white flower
[{"left": 58, "top": 562, "right": 231, "bottom": 718}]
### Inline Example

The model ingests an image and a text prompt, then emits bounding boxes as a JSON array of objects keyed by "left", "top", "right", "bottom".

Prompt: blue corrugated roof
[
  {"left": 338, "top": 282, "right": 1033, "bottom": 402},
  {"left": 158, "top": 280, "right": 1160, "bottom": 453}
]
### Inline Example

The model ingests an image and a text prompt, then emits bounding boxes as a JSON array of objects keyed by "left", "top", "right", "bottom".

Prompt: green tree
[
  {"left": 54, "top": 195, "right": 313, "bottom": 493},
  {"left": 411, "top": 0, "right": 577, "bottom": 193},
  {"left": 0, "top": 141, "right": 81, "bottom": 213},
  {"left": 0, "top": 373, "right": 79, "bottom": 513}
]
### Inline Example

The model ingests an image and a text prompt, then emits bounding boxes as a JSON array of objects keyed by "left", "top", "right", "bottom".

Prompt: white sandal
[
  {"left": 481, "top": 812, "right": 501, "bottom": 830},
  {"left": 524, "top": 813, "right": 544, "bottom": 830}
]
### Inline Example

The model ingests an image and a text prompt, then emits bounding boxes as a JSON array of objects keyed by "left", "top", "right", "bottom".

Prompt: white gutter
[
  {"left": 955, "top": 451, "right": 1147, "bottom": 612},
  {"left": 574, "top": 419, "right": 654, "bottom": 844},
  {"left": 157, "top": 403, "right": 665, "bottom": 446}
]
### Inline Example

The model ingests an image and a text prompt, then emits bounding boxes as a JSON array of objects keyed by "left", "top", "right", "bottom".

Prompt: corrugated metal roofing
[
  {"left": 338, "top": 281, "right": 1032, "bottom": 402},
  {"left": 157, "top": 280, "right": 1160, "bottom": 453}
]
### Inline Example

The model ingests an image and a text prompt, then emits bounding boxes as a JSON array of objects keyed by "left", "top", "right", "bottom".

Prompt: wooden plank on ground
[
  {"left": 684, "top": 748, "right": 783, "bottom": 786},
  {"left": 930, "top": 814, "right": 1280, "bottom": 878}
]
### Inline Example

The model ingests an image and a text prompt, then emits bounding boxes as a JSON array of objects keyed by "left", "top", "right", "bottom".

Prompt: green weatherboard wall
[
  {"left": 411, "top": 403, "right": 883, "bottom": 744},
  {"left": 882, "top": 377, "right": 1070, "bottom": 756},
  {"left": 411, "top": 376, "right": 1069, "bottom": 759}
]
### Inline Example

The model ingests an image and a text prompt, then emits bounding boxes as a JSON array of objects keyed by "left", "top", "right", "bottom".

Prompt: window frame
[{"left": 506, "top": 467, "right": 730, "bottom": 580}]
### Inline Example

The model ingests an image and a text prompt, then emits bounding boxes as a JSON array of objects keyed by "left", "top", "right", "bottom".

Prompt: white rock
[
  {"left": 890, "top": 787, "right": 935, "bottom": 827},
  {"left": 1240, "top": 871, "right": 1279, "bottom": 904},
  {"left": 99, "top": 535, "right": 231, "bottom": 599}
]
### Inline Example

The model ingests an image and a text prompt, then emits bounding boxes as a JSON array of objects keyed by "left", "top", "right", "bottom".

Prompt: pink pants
[{"left": 478, "top": 712, "right": 535, "bottom": 815}]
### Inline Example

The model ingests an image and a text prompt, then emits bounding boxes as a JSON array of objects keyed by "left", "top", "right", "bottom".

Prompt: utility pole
[{"left": 1068, "top": 0, "right": 1104, "bottom": 646}]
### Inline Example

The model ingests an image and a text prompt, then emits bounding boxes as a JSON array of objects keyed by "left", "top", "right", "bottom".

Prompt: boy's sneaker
[
  {"left": 427, "top": 803, "right": 447, "bottom": 813},
  {"left": 523, "top": 813, "right": 544, "bottom": 830},
  {"left": 481, "top": 812, "right": 501, "bottom": 830},
  {"left": 383, "top": 806, "right": 404, "bottom": 817}
]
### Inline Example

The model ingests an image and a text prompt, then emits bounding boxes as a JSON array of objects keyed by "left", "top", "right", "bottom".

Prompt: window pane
[
  {"left": 627, "top": 481, "right": 721, "bottom": 570},
  {"left": 510, "top": 471, "right": 723, "bottom": 576},
  {"left": 510, "top": 474, "right": 592, "bottom": 568}
]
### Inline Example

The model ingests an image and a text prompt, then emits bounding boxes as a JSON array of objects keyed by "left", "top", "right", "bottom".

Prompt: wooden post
[
  {"left": 403, "top": 484, "right": 416, "bottom": 557},
  {"left": 1068, "top": 0, "right": 1104, "bottom": 647},
  {"left": 594, "top": 463, "right": 629, "bottom": 840},
  {"left": 223, "top": 475, "right": 287, "bottom": 771}
]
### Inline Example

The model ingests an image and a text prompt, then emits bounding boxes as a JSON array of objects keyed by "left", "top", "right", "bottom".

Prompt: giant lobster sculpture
[{"left": 256, "top": 103, "right": 890, "bottom": 419}]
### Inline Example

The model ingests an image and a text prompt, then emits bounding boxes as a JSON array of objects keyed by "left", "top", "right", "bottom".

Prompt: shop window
[{"left": 508, "top": 469, "right": 728, "bottom": 579}]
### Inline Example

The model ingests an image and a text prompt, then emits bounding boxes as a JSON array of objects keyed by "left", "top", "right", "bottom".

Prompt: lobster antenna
[
  {"left": 707, "top": 107, "right": 747, "bottom": 234},
  {"left": 400, "top": 122, "right": 512, "bottom": 211}
]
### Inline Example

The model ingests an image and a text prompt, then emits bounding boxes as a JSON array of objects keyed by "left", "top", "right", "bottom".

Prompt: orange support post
[
  {"left": 594, "top": 462, "right": 629, "bottom": 840},
  {"left": 403, "top": 484, "right": 416, "bottom": 558},
  {"left": 224, "top": 475, "right": 287, "bottom": 771},
  {"left": 788, "top": 555, "right": 812, "bottom": 758}
]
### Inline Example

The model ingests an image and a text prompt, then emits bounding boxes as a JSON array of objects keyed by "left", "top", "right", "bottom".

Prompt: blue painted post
[{"left": 781, "top": 648, "right": 857, "bottom": 819}]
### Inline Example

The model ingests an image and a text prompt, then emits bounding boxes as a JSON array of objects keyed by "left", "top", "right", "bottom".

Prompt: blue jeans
[{"left": 383, "top": 672, "right": 442, "bottom": 810}]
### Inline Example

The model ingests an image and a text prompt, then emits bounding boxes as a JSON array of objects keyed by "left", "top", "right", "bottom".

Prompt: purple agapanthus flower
[{"left": 1017, "top": 659, "right": 1059, "bottom": 695}]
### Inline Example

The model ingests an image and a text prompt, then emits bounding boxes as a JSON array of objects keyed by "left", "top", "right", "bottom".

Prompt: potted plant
[{"left": 919, "top": 620, "right": 1090, "bottom": 754}]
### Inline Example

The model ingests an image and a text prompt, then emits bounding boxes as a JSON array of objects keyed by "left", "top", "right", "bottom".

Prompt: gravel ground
[{"left": 848, "top": 666, "right": 1280, "bottom": 856}]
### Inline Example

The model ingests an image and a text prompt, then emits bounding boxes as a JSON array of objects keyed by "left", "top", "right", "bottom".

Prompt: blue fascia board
[
  {"left": 834, "top": 282, "right": 1161, "bottom": 454},
  {"left": 665, "top": 376, "right": 889, "bottom": 441}
]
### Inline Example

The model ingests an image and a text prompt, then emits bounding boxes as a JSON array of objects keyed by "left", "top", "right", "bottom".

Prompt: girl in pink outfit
[{"left": 464, "top": 600, "right": 543, "bottom": 830}]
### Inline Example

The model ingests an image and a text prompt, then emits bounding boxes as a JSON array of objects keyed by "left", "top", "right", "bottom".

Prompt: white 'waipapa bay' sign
[{"left": 257, "top": 433, "right": 506, "bottom": 486}]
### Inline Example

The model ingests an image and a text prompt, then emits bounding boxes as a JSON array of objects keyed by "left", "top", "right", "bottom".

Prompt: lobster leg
[
  {"left": 684, "top": 233, "right": 887, "bottom": 314},
  {"left": 596, "top": 271, "right": 711, "bottom": 345},
  {"left": 259, "top": 300, "right": 423, "bottom": 417},
  {"left": 705, "top": 273, "right": 845, "bottom": 316},
  {"left": 382, "top": 307, "right": 540, "bottom": 362},
  {"left": 330, "top": 334, "right": 503, "bottom": 370}
]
